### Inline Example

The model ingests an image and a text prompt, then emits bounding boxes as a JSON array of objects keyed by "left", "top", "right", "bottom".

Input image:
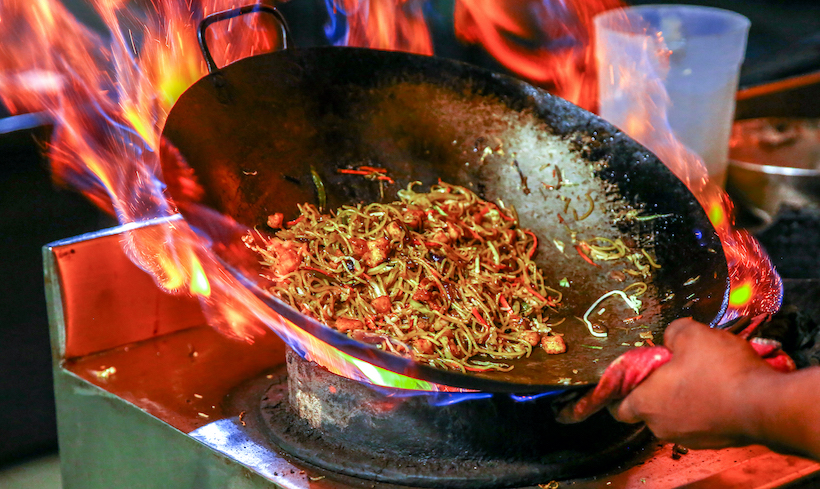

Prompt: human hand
[{"left": 609, "top": 317, "right": 780, "bottom": 450}]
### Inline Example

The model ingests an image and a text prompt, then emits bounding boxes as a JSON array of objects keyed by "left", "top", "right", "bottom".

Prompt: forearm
[{"left": 740, "top": 367, "right": 820, "bottom": 460}]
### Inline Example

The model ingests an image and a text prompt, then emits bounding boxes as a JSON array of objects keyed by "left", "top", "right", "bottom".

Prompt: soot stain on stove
[{"left": 257, "top": 349, "right": 651, "bottom": 488}]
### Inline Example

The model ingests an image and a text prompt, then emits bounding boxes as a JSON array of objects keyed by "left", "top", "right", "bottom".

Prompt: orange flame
[
  {"left": 1, "top": 0, "right": 780, "bottom": 393},
  {"left": 593, "top": 10, "right": 781, "bottom": 319},
  {"left": 0, "top": 2, "right": 353, "bottom": 394},
  {"left": 1, "top": 0, "right": 451, "bottom": 389},
  {"left": 329, "top": 0, "right": 432, "bottom": 54},
  {"left": 453, "top": 0, "right": 623, "bottom": 111}
]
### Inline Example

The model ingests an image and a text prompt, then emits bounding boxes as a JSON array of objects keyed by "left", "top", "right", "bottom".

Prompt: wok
[{"left": 159, "top": 5, "right": 729, "bottom": 393}]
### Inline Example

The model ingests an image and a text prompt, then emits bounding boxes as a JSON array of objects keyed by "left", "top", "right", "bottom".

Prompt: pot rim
[{"left": 729, "top": 157, "right": 820, "bottom": 178}]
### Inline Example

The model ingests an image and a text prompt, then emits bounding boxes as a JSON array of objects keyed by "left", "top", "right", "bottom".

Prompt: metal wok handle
[{"left": 198, "top": 4, "right": 292, "bottom": 74}]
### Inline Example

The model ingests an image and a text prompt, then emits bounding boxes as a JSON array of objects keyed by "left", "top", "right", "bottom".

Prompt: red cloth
[{"left": 557, "top": 335, "right": 796, "bottom": 423}]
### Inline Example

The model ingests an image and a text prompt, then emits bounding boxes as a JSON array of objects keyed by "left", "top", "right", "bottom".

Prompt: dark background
[{"left": 1, "top": 0, "right": 819, "bottom": 467}]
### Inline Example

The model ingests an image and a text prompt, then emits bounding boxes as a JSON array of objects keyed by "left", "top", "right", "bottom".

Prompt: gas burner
[{"left": 254, "top": 350, "right": 648, "bottom": 488}]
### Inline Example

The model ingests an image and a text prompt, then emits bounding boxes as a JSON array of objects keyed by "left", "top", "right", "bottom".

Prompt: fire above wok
[{"left": 159, "top": 5, "right": 729, "bottom": 393}]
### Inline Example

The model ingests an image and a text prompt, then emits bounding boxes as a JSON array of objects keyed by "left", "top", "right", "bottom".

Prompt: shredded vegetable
[{"left": 581, "top": 290, "right": 642, "bottom": 338}]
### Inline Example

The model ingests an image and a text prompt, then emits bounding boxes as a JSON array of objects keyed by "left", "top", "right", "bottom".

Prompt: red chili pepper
[
  {"left": 287, "top": 215, "right": 304, "bottom": 226},
  {"left": 466, "top": 227, "right": 485, "bottom": 242},
  {"left": 479, "top": 202, "right": 515, "bottom": 222},
  {"left": 358, "top": 166, "right": 387, "bottom": 173},
  {"left": 575, "top": 244, "right": 601, "bottom": 268},
  {"left": 302, "top": 266, "right": 328, "bottom": 275},
  {"left": 525, "top": 285, "right": 548, "bottom": 304},
  {"left": 496, "top": 207, "right": 515, "bottom": 222},
  {"left": 471, "top": 307, "right": 489, "bottom": 328},
  {"left": 499, "top": 295, "right": 511, "bottom": 311},
  {"left": 338, "top": 169, "right": 371, "bottom": 175},
  {"left": 553, "top": 168, "right": 563, "bottom": 189},
  {"left": 523, "top": 230, "right": 538, "bottom": 259},
  {"left": 377, "top": 175, "right": 395, "bottom": 183},
  {"left": 524, "top": 284, "right": 558, "bottom": 308},
  {"left": 477, "top": 204, "right": 492, "bottom": 221}
]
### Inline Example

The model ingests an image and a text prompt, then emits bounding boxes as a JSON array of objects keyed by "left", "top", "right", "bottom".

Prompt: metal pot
[{"left": 727, "top": 117, "right": 820, "bottom": 224}]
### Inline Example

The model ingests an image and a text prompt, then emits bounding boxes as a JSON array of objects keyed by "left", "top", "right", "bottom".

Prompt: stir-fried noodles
[{"left": 250, "top": 182, "right": 574, "bottom": 373}]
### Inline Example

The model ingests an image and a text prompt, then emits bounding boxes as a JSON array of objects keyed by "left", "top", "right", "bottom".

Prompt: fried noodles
[{"left": 251, "top": 182, "right": 572, "bottom": 373}]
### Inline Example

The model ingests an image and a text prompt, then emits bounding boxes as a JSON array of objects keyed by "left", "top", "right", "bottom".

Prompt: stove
[{"left": 45, "top": 216, "right": 820, "bottom": 488}]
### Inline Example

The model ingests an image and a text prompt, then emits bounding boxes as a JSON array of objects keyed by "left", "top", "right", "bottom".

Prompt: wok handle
[{"left": 198, "top": 4, "right": 292, "bottom": 74}]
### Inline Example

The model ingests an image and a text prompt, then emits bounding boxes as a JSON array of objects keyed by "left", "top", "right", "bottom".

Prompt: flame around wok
[
  {"left": 0, "top": 0, "right": 778, "bottom": 391},
  {"left": 0, "top": 0, "right": 431, "bottom": 389}
]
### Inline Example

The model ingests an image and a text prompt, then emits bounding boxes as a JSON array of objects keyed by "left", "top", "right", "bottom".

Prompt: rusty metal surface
[
  {"left": 45, "top": 218, "right": 288, "bottom": 432},
  {"left": 43, "top": 222, "right": 296, "bottom": 488},
  {"left": 566, "top": 444, "right": 820, "bottom": 489},
  {"left": 160, "top": 46, "right": 729, "bottom": 392},
  {"left": 64, "top": 324, "right": 284, "bottom": 432},
  {"left": 49, "top": 218, "right": 206, "bottom": 359}
]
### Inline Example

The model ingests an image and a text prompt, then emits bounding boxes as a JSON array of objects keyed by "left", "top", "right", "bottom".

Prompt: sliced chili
[
  {"left": 523, "top": 230, "right": 538, "bottom": 259},
  {"left": 575, "top": 244, "right": 601, "bottom": 268},
  {"left": 471, "top": 307, "right": 489, "bottom": 328}
]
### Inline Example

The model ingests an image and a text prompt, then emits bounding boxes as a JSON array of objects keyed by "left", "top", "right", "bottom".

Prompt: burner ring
[{"left": 258, "top": 351, "right": 651, "bottom": 488}]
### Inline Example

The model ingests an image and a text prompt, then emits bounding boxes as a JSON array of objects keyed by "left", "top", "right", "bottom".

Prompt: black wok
[{"left": 159, "top": 5, "right": 729, "bottom": 393}]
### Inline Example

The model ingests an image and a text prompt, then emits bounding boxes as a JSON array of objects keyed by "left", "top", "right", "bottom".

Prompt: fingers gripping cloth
[{"left": 557, "top": 316, "right": 797, "bottom": 423}]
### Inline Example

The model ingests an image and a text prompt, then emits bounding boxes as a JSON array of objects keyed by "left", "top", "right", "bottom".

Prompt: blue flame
[
  {"left": 509, "top": 391, "right": 561, "bottom": 402},
  {"left": 365, "top": 382, "right": 564, "bottom": 406},
  {"left": 427, "top": 392, "right": 494, "bottom": 406},
  {"left": 323, "top": 0, "right": 349, "bottom": 46}
]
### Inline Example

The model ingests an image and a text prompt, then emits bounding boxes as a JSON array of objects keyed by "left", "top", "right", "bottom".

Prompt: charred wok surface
[{"left": 160, "top": 47, "right": 728, "bottom": 391}]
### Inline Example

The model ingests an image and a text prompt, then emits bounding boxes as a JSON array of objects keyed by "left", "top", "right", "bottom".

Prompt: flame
[
  {"left": 325, "top": 0, "right": 432, "bottom": 54},
  {"left": 2, "top": 0, "right": 451, "bottom": 390},
  {"left": 452, "top": 0, "right": 623, "bottom": 110},
  {"left": 328, "top": 0, "right": 620, "bottom": 110},
  {"left": 280, "top": 316, "right": 441, "bottom": 391},
  {"left": 1, "top": 0, "right": 780, "bottom": 395},
  {"left": 594, "top": 10, "right": 782, "bottom": 320}
]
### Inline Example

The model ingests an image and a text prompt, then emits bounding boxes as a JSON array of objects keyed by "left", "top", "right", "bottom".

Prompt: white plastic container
[{"left": 595, "top": 5, "right": 750, "bottom": 186}]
